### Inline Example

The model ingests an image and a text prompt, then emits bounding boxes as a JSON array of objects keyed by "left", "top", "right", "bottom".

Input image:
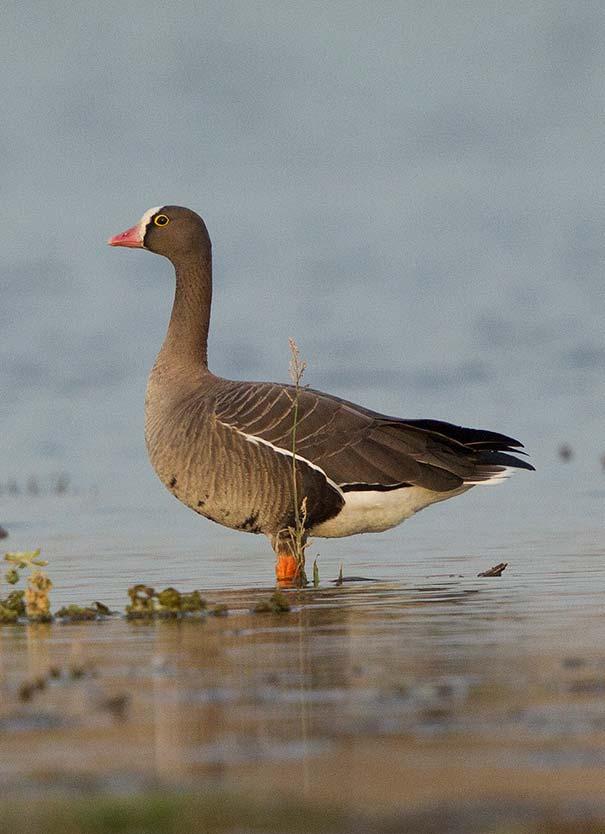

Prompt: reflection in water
[{"left": 1, "top": 575, "right": 605, "bottom": 818}]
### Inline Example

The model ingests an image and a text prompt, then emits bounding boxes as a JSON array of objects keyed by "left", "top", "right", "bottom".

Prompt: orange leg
[{"left": 275, "top": 551, "right": 300, "bottom": 586}]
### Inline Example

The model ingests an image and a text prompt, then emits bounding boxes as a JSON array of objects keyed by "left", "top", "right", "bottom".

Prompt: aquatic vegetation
[
  {"left": 0, "top": 550, "right": 52, "bottom": 622},
  {"left": 24, "top": 570, "right": 53, "bottom": 621},
  {"left": 0, "top": 603, "right": 19, "bottom": 623},
  {"left": 0, "top": 590, "right": 25, "bottom": 622},
  {"left": 4, "top": 548, "right": 48, "bottom": 569},
  {"left": 5, "top": 567, "right": 19, "bottom": 585},
  {"left": 180, "top": 590, "right": 206, "bottom": 612},
  {"left": 126, "top": 584, "right": 156, "bottom": 618},
  {"left": 253, "top": 592, "right": 292, "bottom": 614},
  {"left": 55, "top": 604, "right": 98, "bottom": 621},
  {"left": 0, "top": 548, "right": 291, "bottom": 626},
  {"left": 157, "top": 587, "right": 183, "bottom": 608},
  {"left": 0, "top": 559, "right": 210, "bottom": 624},
  {"left": 126, "top": 584, "right": 207, "bottom": 619},
  {"left": 1, "top": 551, "right": 114, "bottom": 623}
]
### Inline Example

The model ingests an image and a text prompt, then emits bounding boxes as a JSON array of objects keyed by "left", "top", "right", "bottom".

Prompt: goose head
[{"left": 108, "top": 205, "right": 210, "bottom": 261}]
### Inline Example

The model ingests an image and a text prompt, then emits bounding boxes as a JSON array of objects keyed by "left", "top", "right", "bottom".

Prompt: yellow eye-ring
[{"left": 154, "top": 214, "right": 169, "bottom": 227}]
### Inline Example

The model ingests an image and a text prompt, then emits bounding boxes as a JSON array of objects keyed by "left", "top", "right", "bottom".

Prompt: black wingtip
[{"left": 479, "top": 451, "right": 535, "bottom": 471}]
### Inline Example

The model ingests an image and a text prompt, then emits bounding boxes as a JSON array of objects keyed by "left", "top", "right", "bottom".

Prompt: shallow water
[{"left": 1, "top": 463, "right": 604, "bottom": 828}]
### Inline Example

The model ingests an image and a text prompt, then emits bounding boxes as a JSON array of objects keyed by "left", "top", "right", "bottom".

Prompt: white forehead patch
[{"left": 138, "top": 205, "right": 163, "bottom": 245}]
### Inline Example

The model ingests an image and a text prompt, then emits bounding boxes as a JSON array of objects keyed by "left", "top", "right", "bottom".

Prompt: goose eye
[{"left": 154, "top": 214, "right": 169, "bottom": 227}]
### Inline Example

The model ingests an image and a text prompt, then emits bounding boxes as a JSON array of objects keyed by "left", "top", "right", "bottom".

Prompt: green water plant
[
  {"left": 0, "top": 549, "right": 51, "bottom": 622},
  {"left": 126, "top": 584, "right": 208, "bottom": 619},
  {"left": 0, "top": 598, "right": 21, "bottom": 623},
  {"left": 4, "top": 549, "right": 48, "bottom": 569},
  {"left": 24, "top": 570, "right": 53, "bottom": 621},
  {"left": 55, "top": 604, "right": 98, "bottom": 621},
  {"left": 126, "top": 584, "right": 157, "bottom": 618}
]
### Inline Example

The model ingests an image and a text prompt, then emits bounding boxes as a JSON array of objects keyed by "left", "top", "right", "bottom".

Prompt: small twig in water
[
  {"left": 478, "top": 562, "right": 508, "bottom": 577},
  {"left": 285, "top": 338, "right": 311, "bottom": 585}
]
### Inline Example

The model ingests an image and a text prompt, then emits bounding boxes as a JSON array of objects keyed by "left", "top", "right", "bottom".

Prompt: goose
[{"left": 108, "top": 206, "right": 533, "bottom": 583}]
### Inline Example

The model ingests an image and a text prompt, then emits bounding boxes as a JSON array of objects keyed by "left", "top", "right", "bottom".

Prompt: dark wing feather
[{"left": 213, "top": 380, "right": 533, "bottom": 493}]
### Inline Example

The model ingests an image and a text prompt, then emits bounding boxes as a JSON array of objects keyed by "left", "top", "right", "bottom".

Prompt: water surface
[{"left": 1, "top": 465, "right": 604, "bottom": 830}]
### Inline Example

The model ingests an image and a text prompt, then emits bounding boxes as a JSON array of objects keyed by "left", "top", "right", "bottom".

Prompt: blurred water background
[{"left": 1, "top": 1, "right": 604, "bottom": 596}]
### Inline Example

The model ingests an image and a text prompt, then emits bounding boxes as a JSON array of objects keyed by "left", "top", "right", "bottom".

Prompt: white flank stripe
[{"left": 216, "top": 419, "right": 344, "bottom": 498}]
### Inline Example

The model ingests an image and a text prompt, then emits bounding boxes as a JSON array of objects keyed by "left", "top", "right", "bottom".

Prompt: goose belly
[
  {"left": 148, "top": 452, "right": 267, "bottom": 534},
  {"left": 311, "top": 484, "right": 471, "bottom": 538},
  {"left": 144, "top": 401, "right": 294, "bottom": 536}
]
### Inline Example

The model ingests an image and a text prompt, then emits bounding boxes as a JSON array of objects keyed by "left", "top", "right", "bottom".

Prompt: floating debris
[
  {"left": 0, "top": 526, "right": 8, "bottom": 540},
  {"left": 18, "top": 682, "right": 36, "bottom": 702},
  {"left": 478, "top": 562, "right": 508, "bottom": 577},
  {"left": 93, "top": 601, "right": 112, "bottom": 616},
  {"left": 558, "top": 443, "right": 573, "bottom": 462},
  {"left": 253, "top": 592, "right": 291, "bottom": 614},
  {"left": 562, "top": 656, "right": 586, "bottom": 670},
  {"left": 26, "top": 476, "right": 40, "bottom": 496},
  {"left": 52, "top": 472, "right": 70, "bottom": 495},
  {"left": 98, "top": 692, "right": 130, "bottom": 720},
  {"left": 18, "top": 672, "right": 51, "bottom": 701},
  {"left": 69, "top": 662, "right": 92, "bottom": 680}
]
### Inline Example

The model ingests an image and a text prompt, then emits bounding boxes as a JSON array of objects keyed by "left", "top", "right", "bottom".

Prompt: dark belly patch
[{"left": 236, "top": 511, "right": 262, "bottom": 534}]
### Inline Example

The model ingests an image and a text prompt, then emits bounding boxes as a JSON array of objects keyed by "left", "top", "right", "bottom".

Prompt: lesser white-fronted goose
[{"left": 109, "top": 206, "right": 533, "bottom": 582}]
